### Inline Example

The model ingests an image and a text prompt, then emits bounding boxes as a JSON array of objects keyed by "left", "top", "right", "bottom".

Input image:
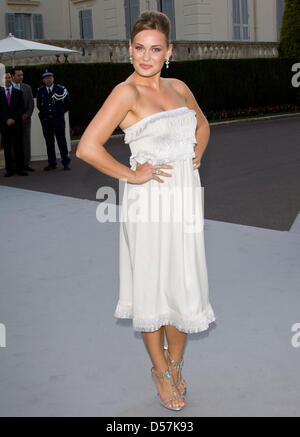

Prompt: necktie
[{"left": 6, "top": 88, "right": 11, "bottom": 106}]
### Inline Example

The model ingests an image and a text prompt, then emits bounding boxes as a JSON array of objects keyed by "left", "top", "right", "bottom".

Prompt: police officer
[{"left": 37, "top": 70, "right": 71, "bottom": 171}]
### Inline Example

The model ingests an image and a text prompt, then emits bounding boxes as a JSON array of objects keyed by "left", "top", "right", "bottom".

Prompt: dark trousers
[
  {"left": 2, "top": 122, "right": 24, "bottom": 173},
  {"left": 41, "top": 117, "right": 71, "bottom": 166}
]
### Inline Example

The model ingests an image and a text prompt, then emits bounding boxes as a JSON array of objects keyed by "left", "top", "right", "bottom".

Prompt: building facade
[
  {"left": 0, "top": 0, "right": 285, "bottom": 63},
  {"left": 0, "top": 0, "right": 286, "bottom": 42}
]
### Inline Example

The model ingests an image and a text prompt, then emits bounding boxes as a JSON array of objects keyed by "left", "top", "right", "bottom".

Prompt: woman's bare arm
[{"left": 76, "top": 83, "right": 138, "bottom": 183}]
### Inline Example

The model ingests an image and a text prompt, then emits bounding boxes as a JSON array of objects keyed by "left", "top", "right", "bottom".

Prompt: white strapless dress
[{"left": 114, "top": 106, "right": 216, "bottom": 333}]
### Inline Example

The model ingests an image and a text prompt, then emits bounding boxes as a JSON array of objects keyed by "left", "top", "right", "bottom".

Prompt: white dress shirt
[
  {"left": 46, "top": 84, "right": 54, "bottom": 93},
  {"left": 12, "top": 81, "right": 21, "bottom": 90},
  {"left": 4, "top": 84, "right": 13, "bottom": 97}
]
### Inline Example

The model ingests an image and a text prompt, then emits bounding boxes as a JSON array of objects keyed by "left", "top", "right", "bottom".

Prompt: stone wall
[{"left": 1, "top": 40, "right": 279, "bottom": 66}]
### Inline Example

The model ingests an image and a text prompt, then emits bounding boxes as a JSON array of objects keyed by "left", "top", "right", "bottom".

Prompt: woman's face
[{"left": 130, "top": 29, "right": 171, "bottom": 75}]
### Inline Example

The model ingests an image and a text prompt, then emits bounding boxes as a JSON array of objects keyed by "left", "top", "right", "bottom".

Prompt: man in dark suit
[
  {"left": 11, "top": 67, "right": 35, "bottom": 172},
  {"left": 0, "top": 71, "right": 27, "bottom": 177},
  {"left": 37, "top": 70, "right": 71, "bottom": 171}
]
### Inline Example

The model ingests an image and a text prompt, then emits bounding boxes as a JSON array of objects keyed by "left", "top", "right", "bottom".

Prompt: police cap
[{"left": 42, "top": 70, "right": 54, "bottom": 78}]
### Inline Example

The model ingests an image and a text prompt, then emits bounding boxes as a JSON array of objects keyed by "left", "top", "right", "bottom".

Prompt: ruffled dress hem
[{"left": 114, "top": 303, "right": 216, "bottom": 334}]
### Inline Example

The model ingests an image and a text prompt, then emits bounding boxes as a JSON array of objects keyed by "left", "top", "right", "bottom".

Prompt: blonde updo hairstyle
[{"left": 130, "top": 10, "right": 171, "bottom": 48}]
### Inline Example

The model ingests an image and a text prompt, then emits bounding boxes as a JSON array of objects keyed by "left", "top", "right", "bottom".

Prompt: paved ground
[
  {"left": 1, "top": 115, "right": 300, "bottom": 231},
  {"left": 0, "top": 115, "right": 299, "bottom": 417},
  {"left": 0, "top": 187, "right": 299, "bottom": 417}
]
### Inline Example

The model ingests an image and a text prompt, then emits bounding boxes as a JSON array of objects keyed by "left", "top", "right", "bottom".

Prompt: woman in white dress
[{"left": 76, "top": 10, "right": 215, "bottom": 411}]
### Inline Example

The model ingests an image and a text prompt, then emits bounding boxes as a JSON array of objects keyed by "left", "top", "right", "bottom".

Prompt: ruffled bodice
[{"left": 122, "top": 106, "right": 197, "bottom": 170}]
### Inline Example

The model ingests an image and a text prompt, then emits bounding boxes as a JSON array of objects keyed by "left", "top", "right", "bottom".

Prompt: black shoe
[
  {"left": 44, "top": 164, "right": 57, "bottom": 171},
  {"left": 24, "top": 166, "right": 35, "bottom": 172},
  {"left": 4, "top": 171, "right": 15, "bottom": 177},
  {"left": 63, "top": 165, "right": 71, "bottom": 171},
  {"left": 16, "top": 171, "right": 28, "bottom": 176}
]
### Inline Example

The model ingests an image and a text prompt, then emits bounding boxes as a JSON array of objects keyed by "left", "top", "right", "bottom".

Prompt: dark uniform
[{"left": 37, "top": 72, "right": 71, "bottom": 169}]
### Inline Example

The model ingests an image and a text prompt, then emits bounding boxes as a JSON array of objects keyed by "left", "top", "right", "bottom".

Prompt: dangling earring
[
  {"left": 129, "top": 55, "right": 133, "bottom": 64},
  {"left": 165, "top": 58, "right": 170, "bottom": 69}
]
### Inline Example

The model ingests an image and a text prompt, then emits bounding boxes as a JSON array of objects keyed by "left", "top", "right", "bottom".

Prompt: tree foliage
[{"left": 278, "top": 0, "right": 300, "bottom": 59}]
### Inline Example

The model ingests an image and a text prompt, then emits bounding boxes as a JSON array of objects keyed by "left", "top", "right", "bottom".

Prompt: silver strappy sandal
[
  {"left": 164, "top": 346, "right": 187, "bottom": 397},
  {"left": 151, "top": 365, "right": 185, "bottom": 411}
]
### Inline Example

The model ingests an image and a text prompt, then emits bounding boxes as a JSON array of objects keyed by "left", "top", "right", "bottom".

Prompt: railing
[{"left": 1, "top": 40, "right": 279, "bottom": 65}]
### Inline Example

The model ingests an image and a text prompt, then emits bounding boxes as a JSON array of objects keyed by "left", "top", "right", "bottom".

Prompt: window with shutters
[
  {"left": 79, "top": 9, "right": 94, "bottom": 40},
  {"left": 276, "top": 0, "right": 285, "bottom": 41},
  {"left": 232, "top": 0, "right": 249, "bottom": 41},
  {"left": 157, "top": 0, "right": 176, "bottom": 41},
  {"left": 124, "top": 0, "right": 140, "bottom": 40},
  {"left": 5, "top": 13, "right": 15, "bottom": 35},
  {"left": 5, "top": 13, "right": 32, "bottom": 39},
  {"left": 33, "top": 14, "right": 44, "bottom": 39}
]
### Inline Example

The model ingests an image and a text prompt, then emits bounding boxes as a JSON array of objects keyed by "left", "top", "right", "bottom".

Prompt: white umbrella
[{"left": 0, "top": 33, "right": 79, "bottom": 66}]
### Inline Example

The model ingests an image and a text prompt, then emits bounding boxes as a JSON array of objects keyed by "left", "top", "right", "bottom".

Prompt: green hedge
[{"left": 7, "top": 58, "right": 299, "bottom": 132}]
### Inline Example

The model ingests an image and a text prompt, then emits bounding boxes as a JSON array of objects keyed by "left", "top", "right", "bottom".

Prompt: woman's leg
[
  {"left": 164, "top": 326, "right": 188, "bottom": 394},
  {"left": 141, "top": 327, "right": 185, "bottom": 409}
]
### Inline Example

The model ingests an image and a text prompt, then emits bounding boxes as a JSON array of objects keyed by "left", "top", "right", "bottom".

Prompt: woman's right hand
[{"left": 133, "top": 161, "right": 174, "bottom": 185}]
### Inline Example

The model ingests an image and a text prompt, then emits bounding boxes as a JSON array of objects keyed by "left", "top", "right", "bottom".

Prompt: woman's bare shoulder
[
  {"left": 110, "top": 80, "right": 138, "bottom": 102},
  {"left": 167, "top": 77, "right": 189, "bottom": 95}
]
